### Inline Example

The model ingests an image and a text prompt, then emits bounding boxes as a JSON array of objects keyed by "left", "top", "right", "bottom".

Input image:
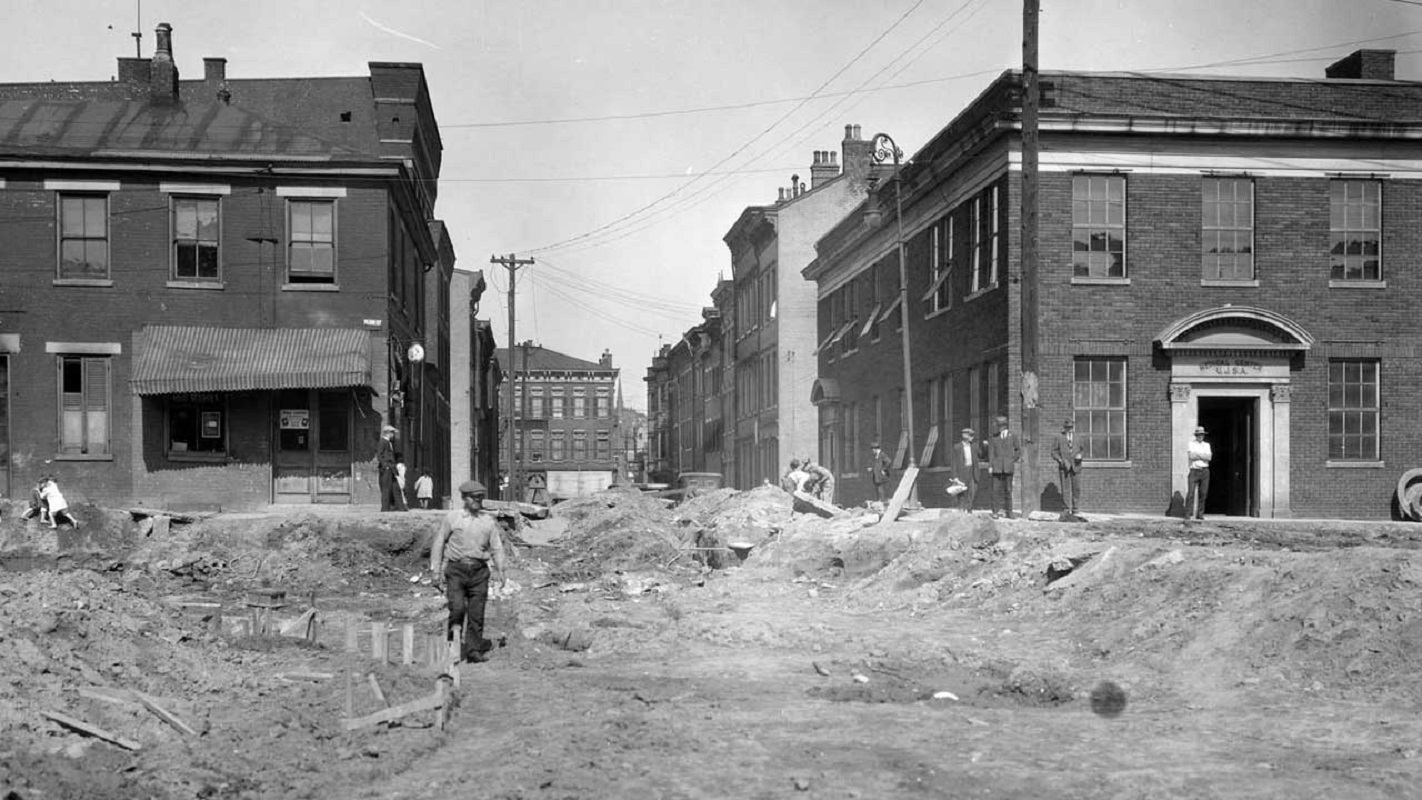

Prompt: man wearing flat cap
[
  {"left": 950, "top": 427, "right": 979, "bottom": 513},
  {"left": 430, "top": 480, "right": 507, "bottom": 663},
  {"left": 375, "top": 425, "right": 400, "bottom": 512},
  {"left": 1051, "top": 418, "right": 1085, "bottom": 518}
]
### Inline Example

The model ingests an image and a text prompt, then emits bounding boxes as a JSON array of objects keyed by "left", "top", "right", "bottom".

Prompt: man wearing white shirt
[
  {"left": 1185, "top": 426, "right": 1213, "bottom": 520},
  {"left": 950, "top": 428, "right": 979, "bottom": 512}
]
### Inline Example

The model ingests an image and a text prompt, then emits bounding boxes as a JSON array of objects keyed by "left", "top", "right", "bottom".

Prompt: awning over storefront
[{"left": 132, "top": 326, "right": 374, "bottom": 395}]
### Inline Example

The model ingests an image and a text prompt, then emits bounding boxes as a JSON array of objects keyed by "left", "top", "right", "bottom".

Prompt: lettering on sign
[{"left": 1201, "top": 359, "right": 1263, "bottom": 376}]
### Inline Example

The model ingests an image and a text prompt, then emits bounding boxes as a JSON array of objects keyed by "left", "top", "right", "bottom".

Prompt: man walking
[
  {"left": 950, "top": 428, "right": 979, "bottom": 513},
  {"left": 430, "top": 480, "right": 507, "bottom": 663},
  {"left": 1185, "top": 426, "right": 1212, "bottom": 521},
  {"left": 866, "top": 443, "right": 893, "bottom": 504},
  {"left": 983, "top": 416, "right": 1021, "bottom": 519},
  {"left": 375, "top": 425, "right": 400, "bottom": 512},
  {"left": 1051, "top": 418, "right": 1085, "bottom": 518}
]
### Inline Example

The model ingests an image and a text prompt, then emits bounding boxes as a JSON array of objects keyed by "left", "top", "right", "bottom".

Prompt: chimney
[
  {"left": 203, "top": 57, "right": 231, "bottom": 103},
  {"left": 149, "top": 23, "right": 179, "bottom": 104},
  {"left": 841, "top": 123, "right": 875, "bottom": 182},
  {"left": 810, "top": 150, "right": 839, "bottom": 188},
  {"left": 791, "top": 174, "right": 801, "bottom": 198},
  {"left": 1326, "top": 49, "right": 1396, "bottom": 80},
  {"left": 599, "top": 349, "right": 613, "bottom": 368}
]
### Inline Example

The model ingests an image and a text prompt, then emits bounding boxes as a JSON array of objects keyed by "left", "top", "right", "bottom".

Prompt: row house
[
  {"left": 805, "top": 49, "right": 1422, "bottom": 519},
  {"left": 716, "top": 126, "right": 880, "bottom": 488},
  {"left": 0, "top": 24, "right": 451, "bottom": 510},
  {"left": 450, "top": 269, "right": 502, "bottom": 503},
  {"left": 643, "top": 299, "right": 730, "bottom": 484},
  {"left": 499, "top": 343, "right": 619, "bottom": 501}
]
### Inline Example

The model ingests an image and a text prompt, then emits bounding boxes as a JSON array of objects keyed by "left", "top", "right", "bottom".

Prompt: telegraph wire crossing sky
[{"left": 2, "top": 0, "right": 1413, "bottom": 410}]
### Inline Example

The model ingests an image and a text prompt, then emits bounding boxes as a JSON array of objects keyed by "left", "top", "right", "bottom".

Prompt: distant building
[
  {"left": 0, "top": 24, "right": 451, "bottom": 510},
  {"left": 450, "top": 269, "right": 502, "bottom": 503},
  {"left": 644, "top": 301, "right": 729, "bottom": 483},
  {"left": 806, "top": 50, "right": 1422, "bottom": 519},
  {"left": 498, "top": 343, "right": 619, "bottom": 501},
  {"left": 712, "top": 126, "right": 881, "bottom": 488}
]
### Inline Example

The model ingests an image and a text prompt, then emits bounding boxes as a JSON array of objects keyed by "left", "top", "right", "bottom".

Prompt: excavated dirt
[{"left": 2, "top": 491, "right": 1421, "bottom": 799}]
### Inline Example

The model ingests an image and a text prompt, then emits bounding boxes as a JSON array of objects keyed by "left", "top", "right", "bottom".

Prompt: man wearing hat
[
  {"left": 983, "top": 415, "right": 1022, "bottom": 519},
  {"left": 866, "top": 442, "right": 893, "bottom": 503},
  {"left": 375, "top": 425, "right": 400, "bottom": 512},
  {"left": 430, "top": 480, "right": 507, "bottom": 663},
  {"left": 1185, "top": 426, "right": 1212, "bottom": 520},
  {"left": 950, "top": 427, "right": 979, "bottom": 513},
  {"left": 1051, "top": 418, "right": 1085, "bottom": 518}
]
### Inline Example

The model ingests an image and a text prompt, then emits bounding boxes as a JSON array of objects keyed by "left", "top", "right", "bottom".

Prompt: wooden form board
[{"left": 876, "top": 466, "right": 920, "bottom": 527}]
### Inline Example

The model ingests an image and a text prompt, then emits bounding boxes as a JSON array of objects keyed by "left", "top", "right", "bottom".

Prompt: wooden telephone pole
[
  {"left": 1020, "top": 0, "right": 1042, "bottom": 513},
  {"left": 490, "top": 253, "right": 533, "bottom": 502}
]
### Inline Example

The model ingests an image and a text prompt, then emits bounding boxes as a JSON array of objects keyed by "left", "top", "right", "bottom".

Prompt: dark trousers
[
  {"left": 445, "top": 559, "right": 492, "bottom": 661},
  {"left": 1186, "top": 467, "right": 1210, "bottom": 519},
  {"left": 990, "top": 472, "right": 1014, "bottom": 517},
  {"left": 379, "top": 468, "right": 399, "bottom": 511},
  {"left": 1058, "top": 468, "right": 1081, "bottom": 514}
]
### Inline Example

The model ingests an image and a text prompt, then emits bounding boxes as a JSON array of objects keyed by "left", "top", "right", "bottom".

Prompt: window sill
[
  {"left": 168, "top": 452, "right": 228, "bottom": 463},
  {"left": 53, "top": 279, "right": 114, "bottom": 288},
  {"left": 1201, "top": 279, "right": 1259, "bottom": 288},
  {"left": 282, "top": 283, "right": 340, "bottom": 292},
  {"left": 1328, "top": 280, "right": 1387, "bottom": 289},
  {"left": 1325, "top": 460, "right": 1385, "bottom": 469},
  {"left": 53, "top": 454, "right": 114, "bottom": 462},
  {"left": 167, "top": 280, "right": 225, "bottom": 290},
  {"left": 924, "top": 305, "right": 952, "bottom": 321},
  {"left": 1084, "top": 460, "right": 1133, "bottom": 469},
  {"left": 1070, "top": 277, "right": 1130, "bottom": 286},
  {"left": 965, "top": 284, "right": 998, "bottom": 302}
]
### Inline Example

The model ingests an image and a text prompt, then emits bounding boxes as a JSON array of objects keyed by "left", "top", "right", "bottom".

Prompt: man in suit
[
  {"left": 982, "top": 415, "right": 1021, "bottom": 519},
  {"left": 1051, "top": 418, "right": 1085, "bottom": 518},
  {"left": 866, "top": 443, "right": 893, "bottom": 503},
  {"left": 375, "top": 425, "right": 400, "bottom": 512},
  {"left": 949, "top": 427, "right": 979, "bottom": 513}
]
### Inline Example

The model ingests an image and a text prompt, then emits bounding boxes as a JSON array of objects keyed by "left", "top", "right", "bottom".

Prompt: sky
[{"left": 2, "top": 0, "right": 1415, "bottom": 410}]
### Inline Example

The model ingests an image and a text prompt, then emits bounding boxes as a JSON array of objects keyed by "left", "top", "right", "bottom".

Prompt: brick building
[
  {"left": 717, "top": 126, "right": 879, "bottom": 488},
  {"left": 450, "top": 269, "right": 502, "bottom": 502},
  {"left": 805, "top": 50, "right": 1422, "bottom": 519},
  {"left": 0, "top": 24, "right": 452, "bottom": 510},
  {"left": 644, "top": 299, "right": 729, "bottom": 483},
  {"left": 499, "top": 344, "right": 619, "bottom": 501}
]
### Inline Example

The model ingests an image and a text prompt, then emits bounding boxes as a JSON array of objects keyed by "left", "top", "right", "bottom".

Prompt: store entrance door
[{"left": 273, "top": 389, "right": 353, "bottom": 503}]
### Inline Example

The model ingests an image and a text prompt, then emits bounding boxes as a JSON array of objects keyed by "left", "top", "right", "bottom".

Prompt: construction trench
[{"left": 3, "top": 485, "right": 1422, "bottom": 799}]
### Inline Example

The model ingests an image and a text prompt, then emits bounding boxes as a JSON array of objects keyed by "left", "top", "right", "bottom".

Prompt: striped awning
[{"left": 132, "top": 326, "right": 374, "bottom": 395}]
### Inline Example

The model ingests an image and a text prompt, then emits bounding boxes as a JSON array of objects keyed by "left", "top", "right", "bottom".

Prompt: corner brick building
[
  {"left": 806, "top": 50, "right": 1422, "bottom": 519},
  {"left": 0, "top": 24, "right": 452, "bottom": 510}
]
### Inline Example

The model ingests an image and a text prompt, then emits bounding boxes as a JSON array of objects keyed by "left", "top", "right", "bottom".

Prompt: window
[
  {"left": 59, "top": 194, "right": 109, "bottom": 280},
  {"left": 550, "top": 431, "right": 566, "bottom": 461},
  {"left": 973, "top": 184, "right": 1000, "bottom": 290},
  {"left": 929, "top": 217, "right": 953, "bottom": 312},
  {"left": 528, "top": 385, "right": 544, "bottom": 419},
  {"left": 1202, "top": 178, "right": 1253, "bottom": 280},
  {"left": 572, "top": 430, "right": 588, "bottom": 461},
  {"left": 317, "top": 390, "right": 349, "bottom": 451},
  {"left": 530, "top": 429, "right": 545, "bottom": 461},
  {"left": 172, "top": 197, "right": 220, "bottom": 281},
  {"left": 1072, "top": 175, "right": 1126, "bottom": 278},
  {"left": 58, "top": 356, "right": 110, "bottom": 456},
  {"left": 287, "top": 199, "right": 335, "bottom": 283},
  {"left": 1330, "top": 180, "right": 1381, "bottom": 282},
  {"left": 968, "top": 365, "right": 983, "bottom": 442},
  {"left": 596, "top": 430, "right": 611, "bottom": 460},
  {"left": 167, "top": 395, "right": 225, "bottom": 457},
  {"left": 573, "top": 387, "right": 587, "bottom": 419},
  {"left": 551, "top": 388, "right": 565, "bottom": 419},
  {"left": 924, "top": 374, "right": 953, "bottom": 466},
  {"left": 1328, "top": 360, "right": 1379, "bottom": 460},
  {"left": 513, "top": 385, "right": 523, "bottom": 419},
  {"left": 1073, "top": 358, "right": 1126, "bottom": 459},
  {"left": 596, "top": 388, "right": 612, "bottom": 418}
]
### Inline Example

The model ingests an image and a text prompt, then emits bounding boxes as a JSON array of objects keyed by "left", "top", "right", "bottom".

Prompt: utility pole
[
  {"left": 1020, "top": 0, "right": 1042, "bottom": 514},
  {"left": 490, "top": 253, "right": 533, "bottom": 502}
]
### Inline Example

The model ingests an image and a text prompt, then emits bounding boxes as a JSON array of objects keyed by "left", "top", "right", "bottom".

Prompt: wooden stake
[
  {"left": 371, "top": 622, "right": 387, "bottom": 662},
  {"left": 345, "top": 618, "right": 359, "bottom": 653},
  {"left": 133, "top": 690, "right": 198, "bottom": 737},
  {"left": 41, "top": 710, "right": 141, "bottom": 751},
  {"left": 402, "top": 624, "right": 415, "bottom": 665},
  {"left": 366, "top": 672, "right": 388, "bottom": 707},
  {"left": 344, "top": 670, "right": 355, "bottom": 719}
]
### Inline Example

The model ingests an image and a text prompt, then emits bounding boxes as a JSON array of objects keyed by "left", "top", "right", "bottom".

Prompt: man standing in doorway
[
  {"left": 950, "top": 428, "right": 979, "bottom": 513},
  {"left": 866, "top": 443, "right": 893, "bottom": 504},
  {"left": 1185, "top": 426, "right": 1212, "bottom": 521},
  {"left": 430, "top": 480, "right": 507, "bottom": 663},
  {"left": 1051, "top": 418, "right": 1085, "bottom": 518},
  {"left": 375, "top": 425, "right": 400, "bottom": 512},
  {"left": 983, "top": 416, "right": 1021, "bottom": 519}
]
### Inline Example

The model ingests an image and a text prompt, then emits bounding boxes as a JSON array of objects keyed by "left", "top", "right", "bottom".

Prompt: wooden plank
[
  {"left": 366, "top": 673, "right": 388, "bottom": 707},
  {"left": 132, "top": 690, "right": 198, "bottom": 737},
  {"left": 279, "top": 671, "right": 334, "bottom": 683},
  {"left": 78, "top": 686, "right": 141, "bottom": 709},
  {"left": 371, "top": 622, "right": 387, "bottom": 662},
  {"left": 401, "top": 624, "right": 415, "bottom": 666},
  {"left": 876, "top": 466, "right": 921, "bottom": 527},
  {"left": 41, "top": 710, "right": 141, "bottom": 751},
  {"left": 341, "top": 691, "right": 445, "bottom": 731},
  {"left": 792, "top": 491, "right": 846, "bottom": 518}
]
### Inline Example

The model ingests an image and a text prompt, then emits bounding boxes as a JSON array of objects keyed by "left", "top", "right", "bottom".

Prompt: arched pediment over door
[
  {"left": 1156, "top": 306, "right": 1314, "bottom": 354},
  {"left": 810, "top": 378, "right": 842, "bottom": 407}
]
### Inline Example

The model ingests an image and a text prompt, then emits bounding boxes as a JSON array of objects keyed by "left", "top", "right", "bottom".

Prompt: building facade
[
  {"left": 0, "top": 24, "right": 450, "bottom": 510},
  {"left": 450, "top": 269, "right": 502, "bottom": 502},
  {"left": 718, "top": 126, "right": 878, "bottom": 488},
  {"left": 806, "top": 50, "right": 1422, "bottom": 519},
  {"left": 499, "top": 344, "right": 620, "bottom": 501}
]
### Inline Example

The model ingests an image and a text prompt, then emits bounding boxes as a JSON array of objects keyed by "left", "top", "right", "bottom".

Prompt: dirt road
[{"left": 3, "top": 491, "right": 1421, "bottom": 799}]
